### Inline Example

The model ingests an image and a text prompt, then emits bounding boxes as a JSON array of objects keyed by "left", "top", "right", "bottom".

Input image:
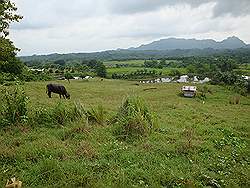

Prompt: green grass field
[
  {"left": 103, "top": 60, "right": 145, "bottom": 67},
  {"left": 107, "top": 67, "right": 187, "bottom": 78},
  {"left": 235, "top": 64, "right": 250, "bottom": 76},
  {"left": 103, "top": 60, "right": 181, "bottom": 68},
  {"left": 0, "top": 79, "right": 249, "bottom": 187}
]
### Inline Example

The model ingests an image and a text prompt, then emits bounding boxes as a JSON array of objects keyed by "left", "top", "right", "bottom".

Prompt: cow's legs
[
  {"left": 59, "top": 94, "right": 62, "bottom": 98},
  {"left": 48, "top": 91, "right": 52, "bottom": 98}
]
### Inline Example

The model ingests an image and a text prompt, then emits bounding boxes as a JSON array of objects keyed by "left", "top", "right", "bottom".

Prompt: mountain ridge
[
  {"left": 129, "top": 36, "right": 247, "bottom": 51},
  {"left": 19, "top": 36, "right": 250, "bottom": 62}
]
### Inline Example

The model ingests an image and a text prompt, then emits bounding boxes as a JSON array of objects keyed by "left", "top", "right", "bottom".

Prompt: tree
[
  {"left": 95, "top": 62, "right": 107, "bottom": 78},
  {"left": 54, "top": 59, "right": 66, "bottom": 66},
  {"left": 0, "top": 0, "right": 23, "bottom": 75},
  {"left": 1, "top": 0, "right": 22, "bottom": 37},
  {"left": 0, "top": 37, "right": 23, "bottom": 74},
  {"left": 65, "top": 72, "right": 73, "bottom": 83}
]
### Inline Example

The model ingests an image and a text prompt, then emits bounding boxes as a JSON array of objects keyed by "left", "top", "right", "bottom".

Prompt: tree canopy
[
  {"left": 0, "top": 0, "right": 23, "bottom": 37},
  {"left": 0, "top": 0, "right": 23, "bottom": 75}
]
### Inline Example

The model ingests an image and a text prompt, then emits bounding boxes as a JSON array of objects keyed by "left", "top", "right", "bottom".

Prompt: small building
[
  {"left": 242, "top": 75, "right": 249, "bottom": 80},
  {"left": 193, "top": 76, "right": 199, "bottom": 82},
  {"left": 30, "top": 68, "right": 44, "bottom": 72},
  {"left": 177, "top": 75, "right": 189, "bottom": 83},
  {"left": 182, "top": 86, "right": 197, "bottom": 97},
  {"left": 199, "top": 77, "right": 210, "bottom": 84}
]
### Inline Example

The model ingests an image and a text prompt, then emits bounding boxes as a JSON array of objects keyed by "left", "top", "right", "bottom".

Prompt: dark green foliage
[
  {"left": 169, "top": 69, "right": 181, "bottom": 77},
  {"left": 95, "top": 63, "right": 107, "bottom": 78},
  {"left": 54, "top": 59, "right": 66, "bottom": 66},
  {"left": 0, "top": 37, "right": 24, "bottom": 75},
  {"left": 0, "top": 85, "right": 28, "bottom": 126},
  {"left": 144, "top": 59, "right": 168, "bottom": 68},
  {"left": 114, "top": 96, "right": 157, "bottom": 140},
  {"left": 211, "top": 71, "right": 248, "bottom": 95},
  {"left": 112, "top": 69, "right": 159, "bottom": 80},
  {"left": 19, "top": 68, "right": 53, "bottom": 82},
  {"left": 85, "top": 60, "right": 107, "bottom": 78},
  {"left": 0, "top": 72, "right": 16, "bottom": 84},
  {"left": 0, "top": 1, "right": 24, "bottom": 82},
  {"left": 0, "top": 0, "right": 23, "bottom": 37},
  {"left": 64, "top": 72, "right": 74, "bottom": 80}
]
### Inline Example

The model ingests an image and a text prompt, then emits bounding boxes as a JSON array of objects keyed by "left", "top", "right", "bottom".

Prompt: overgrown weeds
[
  {"left": 178, "top": 127, "right": 195, "bottom": 154},
  {"left": 196, "top": 85, "right": 212, "bottom": 101},
  {"left": 113, "top": 95, "right": 158, "bottom": 140},
  {"left": 32, "top": 102, "right": 86, "bottom": 127},
  {"left": 85, "top": 105, "right": 107, "bottom": 125},
  {"left": 0, "top": 85, "right": 29, "bottom": 127}
]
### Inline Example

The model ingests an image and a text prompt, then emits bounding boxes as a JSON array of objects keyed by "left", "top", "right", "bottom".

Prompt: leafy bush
[
  {"left": 20, "top": 68, "right": 53, "bottom": 82},
  {"left": 196, "top": 85, "right": 212, "bottom": 100},
  {"left": 0, "top": 73, "right": 16, "bottom": 84},
  {"left": 0, "top": 85, "right": 29, "bottom": 126},
  {"left": 113, "top": 96, "right": 158, "bottom": 140}
]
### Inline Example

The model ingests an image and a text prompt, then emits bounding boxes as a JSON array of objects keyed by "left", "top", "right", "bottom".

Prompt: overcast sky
[{"left": 9, "top": 0, "right": 250, "bottom": 56}]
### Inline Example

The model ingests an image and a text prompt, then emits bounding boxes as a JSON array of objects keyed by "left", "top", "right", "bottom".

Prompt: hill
[
  {"left": 19, "top": 36, "right": 250, "bottom": 64},
  {"left": 20, "top": 48, "right": 250, "bottom": 64},
  {"left": 130, "top": 36, "right": 247, "bottom": 51}
]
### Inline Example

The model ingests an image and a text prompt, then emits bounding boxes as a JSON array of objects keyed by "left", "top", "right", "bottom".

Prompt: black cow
[{"left": 46, "top": 84, "right": 70, "bottom": 99}]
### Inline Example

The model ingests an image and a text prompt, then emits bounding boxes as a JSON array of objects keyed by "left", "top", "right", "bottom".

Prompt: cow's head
[{"left": 66, "top": 93, "right": 70, "bottom": 99}]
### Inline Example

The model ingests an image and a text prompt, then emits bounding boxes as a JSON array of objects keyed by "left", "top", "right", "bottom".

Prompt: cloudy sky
[{"left": 9, "top": 0, "right": 250, "bottom": 56}]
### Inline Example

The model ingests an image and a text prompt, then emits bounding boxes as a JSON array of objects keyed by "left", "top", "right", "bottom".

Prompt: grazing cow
[{"left": 46, "top": 84, "right": 70, "bottom": 99}]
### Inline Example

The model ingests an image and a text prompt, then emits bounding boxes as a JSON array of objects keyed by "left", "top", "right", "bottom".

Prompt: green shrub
[
  {"left": 196, "top": 85, "right": 211, "bottom": 101},
  {"left": 0, "top": 73, "right": 16, "bottom": 84},
  {"left": 113, "top": 96, "right": 157, "bottom": 140},
  {"left": 0, "top": 85, "right": 29, "bottom": 126},
  {"left": 32, "top": 107, "right": 54, "bottom": 126},
  {"left": 51, "top": 102, "right": 69, "bottom": 125}
]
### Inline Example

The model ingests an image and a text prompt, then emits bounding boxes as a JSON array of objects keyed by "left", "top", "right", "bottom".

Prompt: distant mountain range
[
  {"left": 129, "top": 36, "right": 248, "bottom": 51},
  {"left": 20, "top": 36, "right": 250, "bottom": 63}
]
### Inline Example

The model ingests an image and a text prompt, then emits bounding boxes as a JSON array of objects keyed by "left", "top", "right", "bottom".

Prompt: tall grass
[
  {"left": 113, "top": 95, "right": 158, "bottom": 140},
  {"left": 32, "top": 102, "right": 86, "bottom": 127},
  {"left": 85, "top": 105, "right": 107, "bottom": 125},
  {"left": 0, "top": 85, "right": 29, "bottom": 127}
]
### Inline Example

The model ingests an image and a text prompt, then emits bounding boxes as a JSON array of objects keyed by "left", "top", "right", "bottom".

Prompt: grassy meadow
[
  {"left": 106, "top": 67, "right": 187, "bottom": 78},
  {"left": 0, "top": 79, "right": 249, "bottom": 187},
  {"left": 103, "top": 60, "right": 146, "bottom": 67}
]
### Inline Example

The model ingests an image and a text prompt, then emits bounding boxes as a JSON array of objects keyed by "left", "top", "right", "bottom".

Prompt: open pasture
[{"left": 0, "top": 79, "right": 249, "bottom": 187}]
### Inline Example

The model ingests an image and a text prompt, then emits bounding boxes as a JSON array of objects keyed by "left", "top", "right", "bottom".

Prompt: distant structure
[
  {"left": 177, "top": 75, "right": 189, "bottom": 83},
  {"left": 182, "top": 86, "right": 197, "bottom": 97},
  {"left": 30, "top": 68, "right": 44, "bottom": 72}
]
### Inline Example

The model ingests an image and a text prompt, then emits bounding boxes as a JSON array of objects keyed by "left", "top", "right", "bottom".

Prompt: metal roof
[{"left": 182, "top": 86, "right": 197, "bottom": 91}]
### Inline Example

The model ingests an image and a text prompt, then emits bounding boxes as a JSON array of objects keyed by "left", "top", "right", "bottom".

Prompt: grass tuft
[
  {"left": 113, "top": 95, "right": 158, "bottom": 140},
  {"left": 85, "top": 105, "right": 108, "bottom": 125}
]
